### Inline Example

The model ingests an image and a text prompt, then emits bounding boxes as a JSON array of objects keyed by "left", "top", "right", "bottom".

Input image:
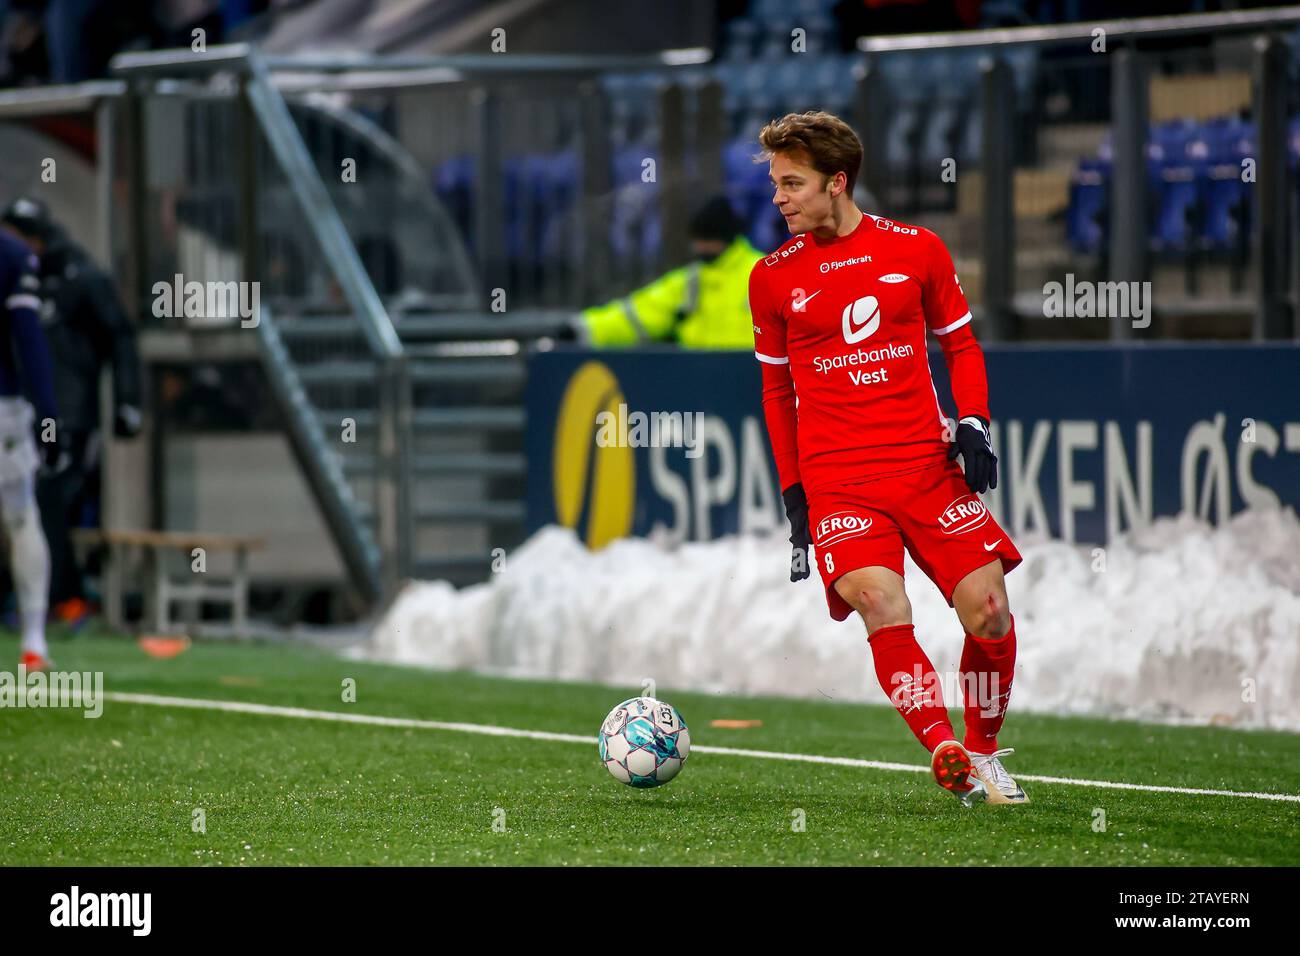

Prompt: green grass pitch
[{"left": 2, "top": 629, "right": 1297, "bottom": 866}]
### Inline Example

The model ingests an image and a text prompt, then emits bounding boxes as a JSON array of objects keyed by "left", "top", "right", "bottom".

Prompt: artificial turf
[{"left": 2, "top": 630, "right": 1297, "bottom": 866}]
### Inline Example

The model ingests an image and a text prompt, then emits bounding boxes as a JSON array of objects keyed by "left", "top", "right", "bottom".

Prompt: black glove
[
  {"left": 947, "top": 415, "right": 998, "bottom": 494},
  {"left": 114, "top": 404, "right": 143, "bottom": 438},
  {"left": 35, "top": 419, "right": 69, "bottom": 475},
  {"left": 782, "top": 482, "right": 812, "bottom": 582}
]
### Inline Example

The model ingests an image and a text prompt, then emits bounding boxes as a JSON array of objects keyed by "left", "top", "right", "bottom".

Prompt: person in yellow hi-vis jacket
[{"left": 572, "top": 196, "right": 764, "bottom": 349}]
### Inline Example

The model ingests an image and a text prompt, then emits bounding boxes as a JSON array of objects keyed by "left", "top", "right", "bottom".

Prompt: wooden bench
[{"left": 73, "top": 529, "right": 265, "bottom": 636}]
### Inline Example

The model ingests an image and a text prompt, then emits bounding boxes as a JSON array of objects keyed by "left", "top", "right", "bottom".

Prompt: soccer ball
[{"left": 598, "top": 696, "right": 691, "bottom": 788}]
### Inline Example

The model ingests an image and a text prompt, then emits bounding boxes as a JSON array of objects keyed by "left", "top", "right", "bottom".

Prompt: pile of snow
[{"left": 366, "top": 509, "right": 1300, "bottom": 731}]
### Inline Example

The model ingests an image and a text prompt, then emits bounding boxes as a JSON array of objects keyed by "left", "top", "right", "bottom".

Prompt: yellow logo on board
[{"left": 552, "top": 361, "right": 635, "bottom": 548}]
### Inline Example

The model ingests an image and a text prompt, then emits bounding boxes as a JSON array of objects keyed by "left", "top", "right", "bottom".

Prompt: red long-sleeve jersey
[{"left": 749, "top": 212, "right": 988, "bottom": 495}]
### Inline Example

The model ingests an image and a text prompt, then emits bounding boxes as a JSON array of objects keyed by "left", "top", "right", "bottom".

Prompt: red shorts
[{"left": 808, "top": 460, "right": 1022, "bottom": 621}]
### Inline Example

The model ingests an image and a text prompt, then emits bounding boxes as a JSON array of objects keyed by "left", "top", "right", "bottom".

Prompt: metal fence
[
  {"left": 14, "top": 14, "right": 1297, "bottom": 342},
  {"left": 233, "top": 10, "right": 1300, "bottom": 341},
  {"left": 859, "top": 8, "right": 1300, "bottom": 340},
  {"left": 261, "top": 51, "right": 729, "bottom": 310}
]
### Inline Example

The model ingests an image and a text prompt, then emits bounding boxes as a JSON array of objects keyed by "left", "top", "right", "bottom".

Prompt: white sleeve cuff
[
  {"left": 960, "top": 415, "right": 991, "bottom": 444},
  {"left": 5, "top": 294, "right": 41, "bottom": 311},
  {"left": 932, "top": 311, "right": 972, "bottom": 335}
]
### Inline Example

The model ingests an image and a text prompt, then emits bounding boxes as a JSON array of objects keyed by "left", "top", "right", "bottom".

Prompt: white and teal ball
[{"left": 598, "top": 696, "right": 691, "bottom": 788}]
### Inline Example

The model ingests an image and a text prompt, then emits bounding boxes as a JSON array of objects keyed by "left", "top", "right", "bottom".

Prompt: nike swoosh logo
[
  {"left": 797, "top": 289, "right": 821, "bottom": 309},
  {"left": 983, "top": 540, "right": 1003, "bottom": 551},
  {"left": 921, "top": 720, "right": 943, "bottom": 735}
]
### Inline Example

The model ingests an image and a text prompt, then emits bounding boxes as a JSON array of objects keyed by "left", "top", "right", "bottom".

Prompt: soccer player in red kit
[{"left": 750, "top": 112, "right": 1028, "bottom": 805}]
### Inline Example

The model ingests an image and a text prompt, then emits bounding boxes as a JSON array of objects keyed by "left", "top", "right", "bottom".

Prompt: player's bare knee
[
  {"left": 965, "top": 591, "right": 1010, "bottom": 638},
  {"left": 854, "top": 587, "right": 910, "bottom": 632},
  {"left": 1, "top": 502, "right": 32, "bottom": 533}
]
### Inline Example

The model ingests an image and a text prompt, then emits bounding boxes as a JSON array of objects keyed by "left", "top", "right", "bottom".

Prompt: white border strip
[
  {"left": 931, "top": 311, "right": 972, "bottom": 335},
  {"left": 5, "top": 294, "right": 41, "bottom": 311},
  {"left": 754, "top": 352, "right": 789, "bottom": 365},
  {"left": 100, "top": 692, "right": 1300, "bottom": 803}
]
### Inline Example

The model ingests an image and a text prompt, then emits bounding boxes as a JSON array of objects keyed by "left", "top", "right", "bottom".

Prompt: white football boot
[{"left": 970, "top": 748, "right": 1030, "bottom": 804}]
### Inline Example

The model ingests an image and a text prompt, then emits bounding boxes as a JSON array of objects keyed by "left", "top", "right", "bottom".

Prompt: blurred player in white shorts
[{"left": 0, "top": 226, "right": 60, "bottom": 671}]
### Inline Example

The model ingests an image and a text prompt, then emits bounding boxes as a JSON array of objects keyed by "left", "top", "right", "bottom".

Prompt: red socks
[
  {"left": 867, "top": 623, "right": 955, "bottom": 753},
  {"left": 867, "top": 618, "right": 1019, "bottom": 754},
  {"left": 959, "top": 614, "right": 1017, "bottom": 754}
]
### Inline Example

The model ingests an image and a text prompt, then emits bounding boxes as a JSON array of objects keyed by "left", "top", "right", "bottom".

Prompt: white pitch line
[{"left": 103, "top": 692, "right": 1300, "bottom": 804}]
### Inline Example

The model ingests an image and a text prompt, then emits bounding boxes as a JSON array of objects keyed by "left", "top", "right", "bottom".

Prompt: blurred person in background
[
  {"left": 0, "top": 0, "right": 150, "bottom": 85},
  {"left": 570, "top": 194, "right": 764, "bottom": 348},
  {"left": 0, "top": 1, "right": 49, "bottom": 85},
  {"left": 0, "top": 0, "right": 268, "bottom": 86},
  {"left": 0, "top": 222, "right": 58, "bottom": 669},
  {"left": 1, "top": 197, "right": 141, "bottom": 627}
]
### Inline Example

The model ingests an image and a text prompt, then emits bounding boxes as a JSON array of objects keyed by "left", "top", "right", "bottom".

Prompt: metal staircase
[
  {"left": 112, "top": 45, "right": 568, "bottom": 605},
  {"left": 273, "top": 310, "right": 558, "bottom": 586}
]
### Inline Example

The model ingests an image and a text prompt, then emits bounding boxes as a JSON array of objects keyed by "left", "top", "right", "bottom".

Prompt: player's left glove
[
  {"left": 782, "top": 483, "right": 812, "bottom": 582},
  {"left": 35, "top": 418, "right": 71, "bottom": 476},
  {"left": 947, "top": 415, "right": 998, "bottom": 494},
  {"left": 114, "top": 404, "right": 143, "bottom": 438}
]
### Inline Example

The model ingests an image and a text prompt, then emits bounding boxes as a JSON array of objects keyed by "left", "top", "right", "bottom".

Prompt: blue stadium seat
[
  {"left": 819, "top": 88, "right": 853, "bottom": 121},
  {"left": 724, "top": 19, "right": 759, "bottom": 60},
  {"left": 805, "top": 52, "right": 851, "bottom": 92},
  {"left": 1198, "top": 118, "right": 1253, "bottom": 251},
  {"left": 1202, "top": 165, "right": 1248, "bottom": 251},
  {"left": 504, "top": 154, "right": 543, "bottom": 261},
  {"left": 917, "top": 51, "right": 978, "bottom": 172},
  {"left": 885, "top": 102, "right": 924, "bottom": 171},
  {"left": 772, "top": 57, "right": 808, "bottom": 95},
  {"left": 724, "top": 135, "right": 783, "bottom": 251},
  {"left": 923, "top": 50, "right": 959, "bottom": 101},
  {"left": 959, "top": 103, "right": 982, "bottom": 164},
  {"left": 920, "top": 101, "right": 963, "bottom": 170},
  {"left": 724, "top": 137, "right": 768, "bottom": 190},
  {"left": 1066, "top": 157, "right": 1108, "bottom": 255},
  {"left": 538, "top": 150, "right": 580, "bottom": 263},
  {"left": 752, "top": 0, "right": 794, "bottom": 19},
  {"left": 1146, "top": 121, "right": 1198, "bottom": 253},
  {"left": 1148, "top": 118, "right": 1198, "bottom": 163},
  {"left": 434, "top": 154, "right": 476, "bottom": 252},
  {"left": 1005, "top": 45, "right": 1039, "bottom": 109},
  {"left": 791, "top": 0, "right": 832, "bottom": 16},
  {"left": 794, "top": 15, "right": 836, "bottom": 56},
  {"left": 609, "top": 141, "right": 661, "bottom": 266},
  {"left": 1152, "top": 162, "right": 1200, "bottom": 253},
  {"left": 1074, "top": 116, "right": 1263, "bottom": 257}
]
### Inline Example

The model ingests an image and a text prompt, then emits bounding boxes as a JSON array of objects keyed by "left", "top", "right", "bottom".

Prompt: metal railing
[
  {"left": 109, "top": 45, "right": 602, "bottom": 598},
  {"left": 857, "top": 8, "right": 1300, "bottom": 340},
  {"left": 112, "top": 45, "right": 415, "bottom": 602},
  {"left": 260, "top": 47, "right": 723, "bottom": 307}
]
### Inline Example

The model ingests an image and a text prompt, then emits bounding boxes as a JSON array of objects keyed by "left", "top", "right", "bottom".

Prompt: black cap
[
  {"left": 688, "top": 195, "right": 744, "bottom": 243},
  {"left": 1, "top": 197, "right": 54, "bottom": 240}
]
